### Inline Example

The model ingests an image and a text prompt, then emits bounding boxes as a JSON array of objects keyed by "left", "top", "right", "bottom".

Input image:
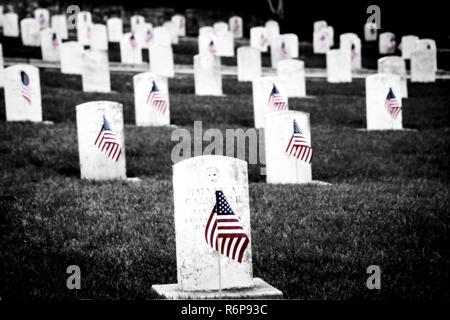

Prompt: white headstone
[
  {"left": 213, "top": 21, "right": 228, "bottom": 33},
  {"left": 313, "top": 28, "right": 331, "bottom": 54},
  {"left": 265, "top": 20, "right": 280, "bottom": 45},
  {"left": 130, "top": 15, "right": 145, "bottom": 34},
  {"left": 215, "top": 30, "right": 234, "bottom": 57},
  {"left": 0, "top": 44, "right": 3, "bottom": 87},
  {"left": 265, "top": 111, "right": 312, "bottom": 183},
  {"left": 340, "top": 33, "right": 361, "bottom": 70},
  {"left": 20, "top": 18, "right": 41, "bottom": 46},
  {"left": 107, "top": 17, "right": 123, "bottom": 43},
  {"left": 3, "top": 13, "right": 19, "bottom": 37},
  {"left": 133, "top": 72, "right": 170, "bottom": 126},
  {"left": 379, "top": 32, "right": 396, "bottom": 54},
  {"left": 252, "top": 76, "right": 288, "bottom": 128},
  {"left": 313, "top": 20, "right": 327, "bottom": 32},
  {"left": 152, "top": 26, "right": 172, "bottom": 46},
  {"left": 40, "top": 28, "right": 61, "bottom": 62},
  {"left": 171, "top": 14, "right": 186, "bottom": 37},
  {"left": 270, "top": 36, "right": 291, "bottom": 68},
  {"left": 198, "top": 33, "right": 217, "bottom": 55},
  {"left": 400, "top": 35, "right": 419, "bottom": 59},
  {"left": 416, "top": 39, "right": 437, "bottom": 71},
  {"left": 82, "top": 50, "right": 111, "bottom": 93},
  {"left": 326, "top": 49, "right": 351, "bottom": 83},
  {"left": 237, "top": 46, "right": 261, "bottom": 82},
  {"left": 199, "top": 26, "right": 214, "bottom": 37},
  {"left": 163, "top": 20, "right": 179, "bottom": 44},
  {"left": 34, "top": 8, "right": 49, "bottom": 29},
  {"left": 229, "top": 16, "right": 243, "bottom": 38},
  {"left": 366, "top": 73, "right": 402, "bottom": 130},
  {"left": 135, "top": 22, "right": 153, "bottom": 47},
  {"left": 377, "top": 56, "right": 407, "bottom": 98},
  {"left": 194, "top": 54, "right": 222, "bottom": 96},
  {"left": 51, "top": 14, "right": 68, "bottom": 40},
  {"left": 60, "top": 41, "right": 83, "bottom": 75},
  {"left": 250, "top": 27, "right": 269, "bottom": 52},
  {"left": 326, "top": 26, "right": 334, "bottom": 46},
  {"left": 90, "top": 24, "right": 108, "bottom": 51},
  {"left": 277, "top": 59, "right": 306, "bottom": 97},
  {"left": 172, "top": 155, "right": 253, "bottom": 291},
  {"left": 410, "top": 50, "right": 436, "bottom": 83},
  {"left": 280, "top": 33, "right": 299, "bottom": 58},
  {"left": 76, "top": 101, "right": 126, "bottom": 180},
  {"left": 149, "top": 44, "right": 174, "bottom": 78},
  {"left": 77, "top": 11, "right": 93, "bottom": 46},
  {"left": 120, "top": 33, "right": 142, "bottom": 64},
  {"left": 4, "top": 64, "right": 42, "bottom": 122},
  {"left": 0, "top": 6, "right": 3, "bottom": 27},
  {"left": 364, "top": 22, "right": 378, "bottom": 41}
]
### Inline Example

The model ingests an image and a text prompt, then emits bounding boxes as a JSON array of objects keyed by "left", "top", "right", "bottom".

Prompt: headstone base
[
  {"left": 126, "top": 177, "right": 141, "bottom": 183},
  {"left": 151, "top": 278, "right": 283, "bottom": 300},
  {"left": 355, "top": 128, "right": 418, "bottom": 132}
]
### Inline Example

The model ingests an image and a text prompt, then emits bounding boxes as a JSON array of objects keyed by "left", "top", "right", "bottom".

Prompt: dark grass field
[{"left": 0, "top": 39, "right": 449, "bottom": 300}]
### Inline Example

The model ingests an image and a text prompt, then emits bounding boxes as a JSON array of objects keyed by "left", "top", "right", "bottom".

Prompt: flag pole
[{"left": 218, "top": 251, "right": 222, "bottom": 298}]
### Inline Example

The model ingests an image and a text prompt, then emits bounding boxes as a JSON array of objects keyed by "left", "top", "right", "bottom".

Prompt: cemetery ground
[{"left": 1, "top": 69, "right": 448, "bottom": 299}]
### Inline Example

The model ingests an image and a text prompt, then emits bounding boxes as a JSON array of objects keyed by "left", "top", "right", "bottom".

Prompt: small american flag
[
  {"left": 94, "top": 116, "right": 122, "bottom": 162},
  {"left": 145, "top": 29, "right": 153, "bottom": 43},
  {"left": 259, "top": 33, "right": 268, "bottom": 47},
  {"left": 319, "top": 34, "right": 327, "bottom": 48},
  {"left": 388, "top": 36, "right": 396, "bottom": 50},
  {"left": 205, "top": 191, "right": 249, "bottom": 263},
  {"left": 280, "top": 41, "right": 288, "bottom": 58},
  {"left": 385, "top": 87, "right": 401, "bottom": 119},
  {"left": 130, "top": 34, "right": 138, "bottom": 48},
  {"left": 20, "top": 71, "right": 32, "bottom": 105},
  {"left": 268, "top": 84, "right": 288, "bottom": 111},
  {"left": 285, "top": 119, "right": 312, "bottom": 164},
  {"left": 146, "top": 81, "right": 168, "bottom": 114},
  {"left": 351, "top": 43, "right": 357, "bottom": 60},
  {"left": 208, "top": 40, "right": 216, "bottom": 53},
  {"left": 51, "top": 33, "right": 59, "bottom": 48},
  {"left": 38, "top": 13, "right": 45, "bottom": 26}
]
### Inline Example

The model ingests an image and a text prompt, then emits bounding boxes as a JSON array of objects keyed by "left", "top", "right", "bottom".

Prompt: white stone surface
[
  {"left": 163, "top": 20, "right": 179, "bottom": 44},
  {"left": 89, "top": 24, "right": 108, "bottom": 51},
  {"left": 265, "top": 20, "right": 280, "bottom": 45},
  {"left": 265, "top": 110, "right": 312, "bottom": 183},
  {"left": 0, "top": 6, "right": 3, "bottom": 27},
  {"left": 366, "top": 73, "right": 403, "bottom": 130},
  {"left": 0, "top": 44, "right": 3, "bottom": 87},
  {"left": 364, "top": 22, "right": 378, "bottom": 41},
  {"left": 51, "top": 15, "right": 68, "bottom": 40},
  {"left": 213, "top": 21, "right": 228, "bottom": 33},
  {"left": 199, "top": 26, "right": 214, "bottom": 37},
  {"left": 4, "top": 64, "right": 42, "bottom": 122},
  {"left": 325, "top": 26, "right": 334, "bottom": 46},
  {"left": 172, "top": 155, "right": 253, "bottom": 291},
  {"left": 3, "top": 13, "right": 19, "bottom": 37},
  {"left": 149, "top": 44, "right": 175, "bottom": 77},
  {"left": 151, "top": 26, "right": 172, "bottom": 46},
  {"left": 214, "top": 30, "right": 234, "bottom": 57},
  {"left": 171, "top": 15, "right": 186, "bottom": 37},
  {"left": 135, "top": 23, "right": 153, "bottom": 47},
  {"left": 229, "top": 16, "right": 243, "bottom": 38},
  {"left": 60, "top": 41, "right": 83, "bottom": 75},
  {"left": 377, "top": 56, "right": 408, "bottom": 98},
  {"left": 237, "top": 46, "right": 261, "bottom": 82},
  {"left": 400, "top": 35, "right": 419, "bottom": 59},
  {"left": 120, "top": 33, "right": 142, "bottom": 64},
  {"left": 77, "top": 11, "right": 93, "bottom": 46},
  {"left": 20, "top": 18, "right": 41, "bottom": 46},
  {"left": 250, "top": 27, "right": 269, "bottom": 52},
  {"left": 416, "top": 39, "right": 437, "bottom": 71},
  {"left": 340, "top": 33, "right": 361, "bottom": 70},
  {"left": 313, "top": 28, "right": 331, "bottom": 54},
  {"left": 40, "top": 28, "right": 61, "bottom": 62},
  {"left": 82, "top": 50, "right": 111, "bottom": 93},
  {"left": 270, "top": 36, "right": 290, "bottom": 68},
  {"left": 252, "top": 76, "right": 288, "bottom": 128},
  {"left": 326, "top": 49, "right": 351, "bottom": 83},
  {"left": 277, "top": 59, "right": 306, "bottom": 97},
  {"left": 133, "top": 72, "right": 170, "bottom": 126},
  {"left": 194, "top": 54, "right": 222, "bottom": 96},
  {"left": 34, "top": 8, "right": 49, "bottom": 29},
  {"left": 379, "top": 32, "right": 396, "bottom": 54},
  {"left": 313, "top": 20, "right": 327, "bottom": 32},
  {"left": 130, "top": 15, "right": 145, "bottom": 34},
  {"left": 410, "top": 50, "right": 436, "bottom": 83},
  {"left": 198, "top": 33, "right": 217, "bottom": 55},
  {"left": 280, "top": 33, "right": 299, "bottom": 58},
  {"left": 76, "top": 101, "right": 126, "bottom": 180},
  {"left": 107, "top": 17, "right": 123, "bottom": 43}
]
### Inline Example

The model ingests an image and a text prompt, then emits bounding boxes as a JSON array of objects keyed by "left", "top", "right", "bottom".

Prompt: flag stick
[{"left": 218, "top": 251, "right": 222, "bottom": 298}]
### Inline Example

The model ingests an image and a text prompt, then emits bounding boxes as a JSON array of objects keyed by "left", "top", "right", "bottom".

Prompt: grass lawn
[{"left": 0, "top": 42, "right": 449, "bottom": 299}]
